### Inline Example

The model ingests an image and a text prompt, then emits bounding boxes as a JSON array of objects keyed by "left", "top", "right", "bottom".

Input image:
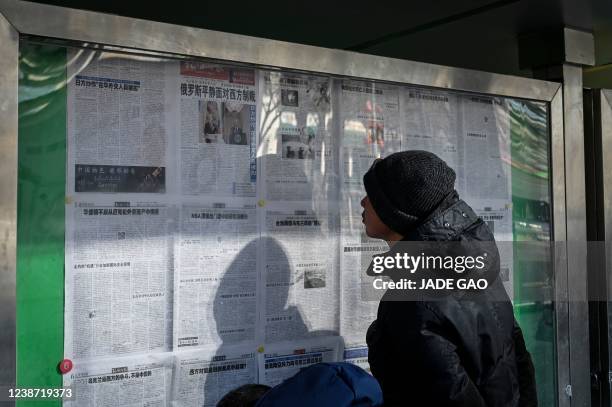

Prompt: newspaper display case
[{"left": 0, "top": 1, "right": 584, "bottom": 406}]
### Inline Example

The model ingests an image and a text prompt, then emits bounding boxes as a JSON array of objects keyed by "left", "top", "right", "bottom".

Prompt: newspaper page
[
  {"left": 339, "top": 79, "right": 401, "bottom": 193},
  {"left": 459, "top": 94, "right": 513, "bottom": 296},
  {"left": 400, "top": 88, "right": 512, "bottom": 202},
  {"left": 63, "top": 353, "right": 173, "bottom": 407},
  {"left": 172, "top": 346, "right": 257, "bottom": 407},
  {"left": 64, "top": 200, "right": 175, "bottom": 359},
  {"left": 337, "top": 80, "right": 400, "bottom": 348},
  {"left": 400, "top": 87, "right": 463, "bottom": 191},
  {"left": 178, "top": 62, "right": 258, "bottom": 197},
  {"left": 473, "top": 200, "right": 514, "bottom": 297},
  {"left": 67, "top": 51, "right": 174, "bottom": 195},
  {"left": 343, "top": 346, "right": 371, "bottom": 374},
  {"left": 261, "top": 204, "right": 340, "bottom": 343},
  {"left": 339, "top": 189, "right": 386, "bottom": 347},
  {"left": 258, "top": 71, "right": 337, "bottom": 203},
  {"left": 339, "top": 215, "right": 387, "bottom": 346},
  {"left": 258, "top": 337, "right": 343, "bottom": 387},
  {"left": 400, "top": 88, "right": 515, "bottom": 297},
  {"left": 460, "top": 94, "right": 512, "bottom": 200},
  {"left": 174, "top": 200, "right": 258, "bottom": 350}
]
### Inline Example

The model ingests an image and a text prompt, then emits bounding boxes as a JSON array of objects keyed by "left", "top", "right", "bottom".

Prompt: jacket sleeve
[
  {"left": 513, "top": 318, "right": 538, "bottom": 407},
  {"left": 384, "top": 304, "right": 487, "bottom": 407}
]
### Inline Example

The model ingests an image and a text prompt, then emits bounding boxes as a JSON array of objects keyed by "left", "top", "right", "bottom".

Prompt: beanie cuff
[{"left": 363, "top": 169, "right": 419, "bottom": 235}]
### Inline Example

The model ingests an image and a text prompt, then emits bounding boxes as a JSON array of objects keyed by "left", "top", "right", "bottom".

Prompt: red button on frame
[{"left": 59, "top": 359, "right": 73, "bottom": 374}]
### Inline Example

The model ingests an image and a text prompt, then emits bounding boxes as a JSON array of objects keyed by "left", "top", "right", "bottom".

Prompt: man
[{"left": 361, "top": 151, "right": 537, "bottom": 406}]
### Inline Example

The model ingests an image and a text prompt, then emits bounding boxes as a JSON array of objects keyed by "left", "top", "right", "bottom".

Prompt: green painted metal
[{"left": 16, "top": 43, "right": 67, "bottom": 407}]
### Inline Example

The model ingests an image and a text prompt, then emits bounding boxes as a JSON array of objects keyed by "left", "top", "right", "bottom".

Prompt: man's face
[{"left": 361, "top": 195, "right": 393, "bottom": 239}]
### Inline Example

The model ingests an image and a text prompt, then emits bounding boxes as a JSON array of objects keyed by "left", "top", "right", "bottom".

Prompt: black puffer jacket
[{"left": 366, "top": 193, "right": 537, "bottom": 407}]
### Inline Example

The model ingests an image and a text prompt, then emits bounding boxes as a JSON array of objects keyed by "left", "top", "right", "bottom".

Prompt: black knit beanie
[{"left": 363, "top": 150, "right": 456, "bottom": 234}]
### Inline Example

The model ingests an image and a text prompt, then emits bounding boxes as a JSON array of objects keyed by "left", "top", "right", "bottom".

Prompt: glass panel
[
  {"left": 508, "top": 100, "right": 555, "bottom": 406},
  {"left": 17, "top": 43, "right": 66, "bottom": 407},
  {"left": 17, "top": 41, "right": 555, "bottom": 406}
]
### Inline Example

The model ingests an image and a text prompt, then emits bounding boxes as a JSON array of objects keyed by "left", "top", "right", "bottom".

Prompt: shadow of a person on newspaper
[
  {"left": 200, "top": 81, "right": 339, "bottom": 403},
  {"left": 203, "top": 235, "right": 339, "bottom": 405}
]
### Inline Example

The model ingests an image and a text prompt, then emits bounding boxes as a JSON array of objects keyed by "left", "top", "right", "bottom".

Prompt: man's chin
[{"left": 364, "top": 229, "right": 379, "bottom": 240}]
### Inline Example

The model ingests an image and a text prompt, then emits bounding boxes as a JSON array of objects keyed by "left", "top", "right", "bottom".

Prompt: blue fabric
[{"left": 255, "top": 362, "right": 383, "bottom": 407}]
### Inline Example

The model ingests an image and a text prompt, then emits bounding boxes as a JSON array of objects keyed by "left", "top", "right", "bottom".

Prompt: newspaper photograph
[
  {"left": 64, "top": 200, "right": 175, "bottom": 359},
  {"left": 179, "top": 62, "right": 258, "bottom": 197}
]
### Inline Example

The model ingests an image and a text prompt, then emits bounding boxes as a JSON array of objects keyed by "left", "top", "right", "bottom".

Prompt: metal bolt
[
  {"left": 444, "top": 222, "right": 450, "bottom": 227},
  {"left": 565, "top": 384, "right": 572, "bottom": 397}
]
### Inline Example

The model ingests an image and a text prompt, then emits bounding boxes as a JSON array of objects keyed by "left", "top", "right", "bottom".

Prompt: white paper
[
  {"left": 473, "top": 200, "right": 514, "bottom": 297},
  {"left": 336, "top": 80, "right": 402, "bottom": 347},
  {"left": 258, "top": 337, "right": 343, "bottom": 387},
  {"left": 174, "top": 200, "right": 259, "bottom": 349},
  {"left": 400, "top": 87, "right": 463, "bottom": 189},
  {"left": 67, "top": 51, "right": 175, "bottom": 195},
  {"left": 339, "top": 240, "right": 386, "bottom": 347},
  {"left": 62, "top": 50, "right": 529, "bottom": 405},
  {"left": 178, "top": 62, "right": 258, "bottom": 197},
  {"left": 258, "top": 71, "right": 337, "bottom": 204},
  {"left": 339, "top": 79, "right": 402, "bottom": 194},
  {"left": 64, "top": 200, "right": 174, "bottom": 359},
  {"left": 261, "top": 203, "right": 340, "bottom": 343},
  {"left": 459, "top": 94, "right": 512, "bottom": 200},
  {"left": 63, "top": 353, "right": 173, "bottom": 407},
  {"left": 343, "top": 346, "right": 371, "bottom": 374},
  {"left": 172, "top": 346, "right": 257, "bottom": 407}
]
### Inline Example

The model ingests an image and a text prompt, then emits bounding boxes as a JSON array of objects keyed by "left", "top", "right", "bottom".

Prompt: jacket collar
[{"left": 402, "top": 195, "right": 479, "bottom": 242}]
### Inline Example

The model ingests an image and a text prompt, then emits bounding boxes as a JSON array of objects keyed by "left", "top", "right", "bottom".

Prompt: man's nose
[{"left": 360, "top": 197, "right": 366, "bottom": 208}]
